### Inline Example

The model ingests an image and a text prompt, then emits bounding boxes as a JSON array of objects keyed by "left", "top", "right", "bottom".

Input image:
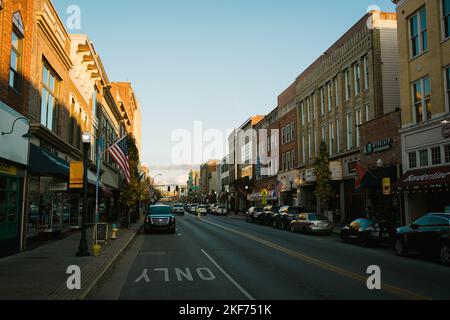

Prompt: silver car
[{"left": 290, "top": 213, "right": 334, "bottom": 235}]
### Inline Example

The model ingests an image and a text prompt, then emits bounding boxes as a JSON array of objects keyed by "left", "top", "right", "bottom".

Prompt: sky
[{"left": 54, "top": 0, "right": 396, "bottom": 186}]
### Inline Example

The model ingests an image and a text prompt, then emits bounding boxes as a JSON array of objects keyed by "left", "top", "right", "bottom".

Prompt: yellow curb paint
[{"left": 200, "top": 218, "right": 432, "bottom": 301}]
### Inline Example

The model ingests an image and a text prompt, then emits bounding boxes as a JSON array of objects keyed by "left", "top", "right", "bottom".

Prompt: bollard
[
  {"left": 111, "top": 224, "right": 118, "bottom": 240},
  {"left": 92, "top": 244, "right": 102, "bottom": 257}
]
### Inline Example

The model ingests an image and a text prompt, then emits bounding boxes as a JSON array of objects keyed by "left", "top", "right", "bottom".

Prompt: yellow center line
[{"left": 199, "top": 217, "right": 432, "bottom": 301}]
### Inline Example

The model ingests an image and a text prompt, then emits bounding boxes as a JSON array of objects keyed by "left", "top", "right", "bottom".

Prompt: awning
[
  {"left": 361, "top": 166, "right": 396, "bottom": 189},
  {"left": 394, "top": 166, "right": 450, "bottom": 191},
  {"left": 29, "top": 144, "right": 69, "bottom": 178}
]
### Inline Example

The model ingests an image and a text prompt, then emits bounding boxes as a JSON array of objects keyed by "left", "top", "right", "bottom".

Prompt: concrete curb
[{"left": 77, "top": 224, "right": 143, "bottom": 300}]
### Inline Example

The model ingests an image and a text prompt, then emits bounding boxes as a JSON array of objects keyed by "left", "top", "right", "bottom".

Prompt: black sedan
[
  {"left": 395, "top": 213, "right": 450, "bottom": 266},
  {"left": 144, "top": 205, "right": 176, "bottom": 234},
  {"left": 261, "top": 206, "right": 281, "bottom": 226},
  {"left": 245, "top": 207, "right": 264, "bottom": 223},
  {"left": 340, "top": 218, "right": 394, "bottom": 247}
]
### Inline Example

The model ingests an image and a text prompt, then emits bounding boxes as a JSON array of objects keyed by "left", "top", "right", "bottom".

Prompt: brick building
[
  {"left": 0, "top": 0, "right": 34, "bottom": 257},
  {"left": 294, "top": 10, "right": 400, "bottom": 222}
]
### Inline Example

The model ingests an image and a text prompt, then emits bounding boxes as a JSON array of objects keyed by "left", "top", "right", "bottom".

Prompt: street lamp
[
  {"left": 245, "top": 186, "right": 249, "bottom": 212},
  {"left": 1, "top": 116, "right": 33, "bottom": 139},
  {"left": 77, "top": 132, "right": 91, "bottom": 257}
]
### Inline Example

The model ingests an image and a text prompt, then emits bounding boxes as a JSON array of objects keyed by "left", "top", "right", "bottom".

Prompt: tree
[
  {"left": 119, "top": 135, "right": 148, "bottom": 222},
  {"left": 315, "top": 141, "right": 333, "bottom": 214}
]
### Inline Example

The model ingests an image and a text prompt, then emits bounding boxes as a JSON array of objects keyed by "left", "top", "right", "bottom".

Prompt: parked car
[
  {"left": 340, "top": 218, "right": 394, "bottom": 247},
  {"left": 197, "top": 205, "right": 209, "bottom": 215},
  {"left": 144, "top": 205, "right": 176, "bottom": 234},
  {"left": 261, "top": 206, "right": 281, "bottom": 226},
  {"left": 395, "top": 213, "right": 450, "bottom": 266},
  {"left": 172, "top": 203, "right": 185, "bottom": 215},
  {"left": 216, "top": 206, "right": 228, "bottom": 216},
  {"left": 209, "top": 204, "right": 218, "bottom": 214},
  {"left": 290, "top": 213, "right": 334, "bottom": 235},
  {"left": 189, "top": 204, "right": 199, "bottom": 214},
  {"left": 273, "top": 206, "right": 308, "bottom": 230},
  {"left": 245, "top": 207, "right": 264, "bottom": 223}
]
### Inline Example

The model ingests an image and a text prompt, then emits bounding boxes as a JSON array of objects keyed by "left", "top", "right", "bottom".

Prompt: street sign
[
  {"left": 94, "top": 223, "right": 109, "bottom": 246},
  {"left": 70, "top": 161, "right": 83, "bottom": 189}
]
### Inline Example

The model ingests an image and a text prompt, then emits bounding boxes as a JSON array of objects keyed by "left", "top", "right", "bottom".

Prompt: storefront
[
  {"left": 0, "top": 102, "right": 30, "bottom": 257},
  {"left": 248, "top": 176, "right": 280, "bottom": 207},
  {"left": 278, "top": 170, "right": 301, "bottom": 206},
  {"left": 394, "top": 166, "right": 450, "bottom": 224}
]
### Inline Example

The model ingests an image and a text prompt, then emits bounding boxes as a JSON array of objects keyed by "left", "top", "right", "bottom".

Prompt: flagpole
[{"left": 95, "top": 137, "right": 105, "bottom": 224}]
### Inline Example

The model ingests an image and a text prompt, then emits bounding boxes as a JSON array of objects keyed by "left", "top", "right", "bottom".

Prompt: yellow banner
[
  {"left": 382, "top": 178, "right": 391, "bottom": 196},
  {"left": 0, "top": 163, "right": 17, "bottom": 176},
  {"left": 70, "top": 161, "right": 84, "bottom": 189}
]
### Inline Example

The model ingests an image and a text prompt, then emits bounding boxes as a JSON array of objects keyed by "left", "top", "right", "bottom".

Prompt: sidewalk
[{"left": 0, "top": 221, "right": 143, "bottom": 300}]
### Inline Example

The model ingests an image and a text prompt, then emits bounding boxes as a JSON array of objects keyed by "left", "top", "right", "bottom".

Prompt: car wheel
[
  {"left": 290, "top": 225, "right": 296, "bottom": 233},
  {"left": 395, "top": 239, "right": 408, "bottom": 257},
  {"left": 360, "top": 234, "right": 370, "bottom": 247},
  {"left": 440, "top": 244, "right": 450, "bottom": 266}
]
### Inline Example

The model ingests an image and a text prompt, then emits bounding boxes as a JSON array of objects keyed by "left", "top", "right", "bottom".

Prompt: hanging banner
[
  {"left": 382, "top": 178, "right": 391, "bottom": 196},
  {"left": 70, "top": 161, "right": 84, "bottom": 189}
]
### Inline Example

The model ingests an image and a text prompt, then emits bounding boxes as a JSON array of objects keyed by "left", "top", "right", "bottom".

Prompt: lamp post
[
  {"left": 245, "top": 186, "right": 249, "bottom": 212},
  {"left": 77, "top": 132, "right": 91, "bottom": 257},
  {"left": 290, "top": 178, "right": 294, "bottom": 206}
]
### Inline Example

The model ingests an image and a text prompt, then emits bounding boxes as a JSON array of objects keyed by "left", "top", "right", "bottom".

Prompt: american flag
[
  {"left": 274, "top": 181, "right": 285, "bottom": 196},
  {"left": 107, "top": 135, "right": 131, "bottom": 184}
]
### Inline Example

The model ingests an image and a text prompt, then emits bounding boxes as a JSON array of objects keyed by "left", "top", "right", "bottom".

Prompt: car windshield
[
  {"left": 309, "top": 214, "right": 328, "bottom": 221},
  {"left": 149, "top": 206, "right": 172, "bottom": 215}
]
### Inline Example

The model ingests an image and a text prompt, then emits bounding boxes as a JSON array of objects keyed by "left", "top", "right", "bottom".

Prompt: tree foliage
[
  {"left": 119, "top": 135, "right": 150, "bottom": 210},
  {"left": 315, "top": 141, "right": 333, "bottom": 211}
]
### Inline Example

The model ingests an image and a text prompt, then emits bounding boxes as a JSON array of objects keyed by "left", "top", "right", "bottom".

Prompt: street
[{"left": 88, "top": 214, "right": 450, "bottom": 300}]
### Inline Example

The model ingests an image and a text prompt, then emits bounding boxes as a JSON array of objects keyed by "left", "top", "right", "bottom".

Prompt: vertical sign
[
  {"left": 70, "top": 161, "right": 84, "bottom": 189},
  {"left": 382, "top": 178, "right": 391, "bottom": 196}
]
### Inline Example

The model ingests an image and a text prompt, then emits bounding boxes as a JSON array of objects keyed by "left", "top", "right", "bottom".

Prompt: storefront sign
[
  {"left": 364, "top": 138, "right": 393, "bottom": 155},
  {"left": 382, "top": 178, "right": 391, "bottom": 196},
  {"left": 443, "top": 124, "right": 450, "bottom": 139},
  {"left": 305, "top": 169, "right": 317, "bottom": 183},
  {"left": 70, "top": 161, "right": 84, "bottom": 189},
  {"left": 0, "top": 163, "right": 17, "bottom": 176}
]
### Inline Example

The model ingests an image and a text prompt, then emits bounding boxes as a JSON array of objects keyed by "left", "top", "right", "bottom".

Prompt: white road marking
[{"left": 201, "top": 249, "right": 255, "bottom": 300}]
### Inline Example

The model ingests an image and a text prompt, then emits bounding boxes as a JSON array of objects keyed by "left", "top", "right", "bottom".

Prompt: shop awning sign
[
  {"left": 0, "top": 163, "right": 17, "bottom": 176},
  {"left": 70, "top": 161, "right": 84, "bottom": 189}
]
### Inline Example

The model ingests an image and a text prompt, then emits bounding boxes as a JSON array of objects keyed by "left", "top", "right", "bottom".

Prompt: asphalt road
[{"left": 88, "top": 213, "right": 450, "bottom": 300}]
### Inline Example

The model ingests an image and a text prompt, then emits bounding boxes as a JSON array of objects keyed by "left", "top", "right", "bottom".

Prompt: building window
[
  {"left": 302, "top": 136, "right": 306, "bottom": 164},
  {"left": 92, "top": 89, "right": 98, "bottom": 118},
  {"left": 335, "top": 77, "right": 339, "bottom": 107},
  {"left": 327, "top": 82, "right": 333, "bottom": 111},
  {"left": 314, "top": 129, "right": 318, "bottom": 156},
  {"left": 413, "top": 77, "right": 431, "bottom": 123},
  {"left": 301, "top": 102, "right": 305, "bottom": 125},
  {"left": 365, "top": 103, "right": 371, "bottom": 123},
  {"left": 308, "top": 133, "right": 312, "bottom": 159},
  {"left": 286, "top": 152, "right": 291, "bottom": 170},
  {"left": 40, "top": 64, "right": 59, "bottom": 132},
  {"left": 355, "top": 109, "right": 362, "bottom": 148},
  {"left": 329, "top": 122, "right": 334, "bottom": 156},
  {"left": 446, "top": 67, "right": 450, "bottom": 111},
  {"left": 320, "top": 87, "right": 325, "bottom": 115},
  {"left": 9, "top": 30, "right": 23, "bottom": 92},
  {"left": 291, "top": 150, "right": 296, "bottom": 168},
  {"left": 282, "top": 153, "right": 286, "bottom": 171},
  {"left": 443, "top": 0, "right": 450, "bottom": 39},
  {"left": 346, "top": 114, "right": 353, "bottom": 150},
  {"left": 364, "top": 55, "right": 369, "bottom": 91},
  {"left": 419, "top": 149, "right": 429, "bottom": 167},
  {"left": 321, "top": 125, "right": 326, "bottom": 144},
  {"left": 354, "top": 63, "right": 361, "bottom": 96},
  {"left": 445, "top": 145, "right": 450, "bottom": 163},
  {"left": 312, "top": 93, "right": 317, "bottom": 119},
  {"left": 409, "top": 152, "right": 417, "bottom": 169},
  {"left": 291, "top": 122, "right": 295, "bottom": 141},
  {"left": 431, "top": 147, "right": 442, "bottom": 165},
  {"left": 336, "top": 119, "right": 340, "bottom": 154},
  {"left": 307, "top": 96, "right": 313, "bottom": 122},
  {"left": 345, "top": 69, "right": 351, "bottom": 101},
  {"left": 410, "top": 7, "right": 428, "bottom": 57}
]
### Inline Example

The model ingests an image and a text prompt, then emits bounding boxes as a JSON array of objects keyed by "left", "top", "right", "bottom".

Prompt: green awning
[{"left": 29, "top": 144, "right": 69, "bottom": 178}]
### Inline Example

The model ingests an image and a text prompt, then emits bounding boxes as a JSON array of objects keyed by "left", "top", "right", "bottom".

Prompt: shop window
[
  {"left": 419, "top": 149, "right": 429, "bottom": 167},
  {"left": 431, "top": 147, "right": 442, "bottom": 165},
  {"left": 410, "top": 7, "right": 428, "bottom": 57},
  {"left": 445, "top": 145, "right": 450, "bottom": 163},
  {"left": 0, "top": 175, "right": 19, "bottom": 232},
  {"left": 409, "top": 152, "right": 418, "bottom": 169}
]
